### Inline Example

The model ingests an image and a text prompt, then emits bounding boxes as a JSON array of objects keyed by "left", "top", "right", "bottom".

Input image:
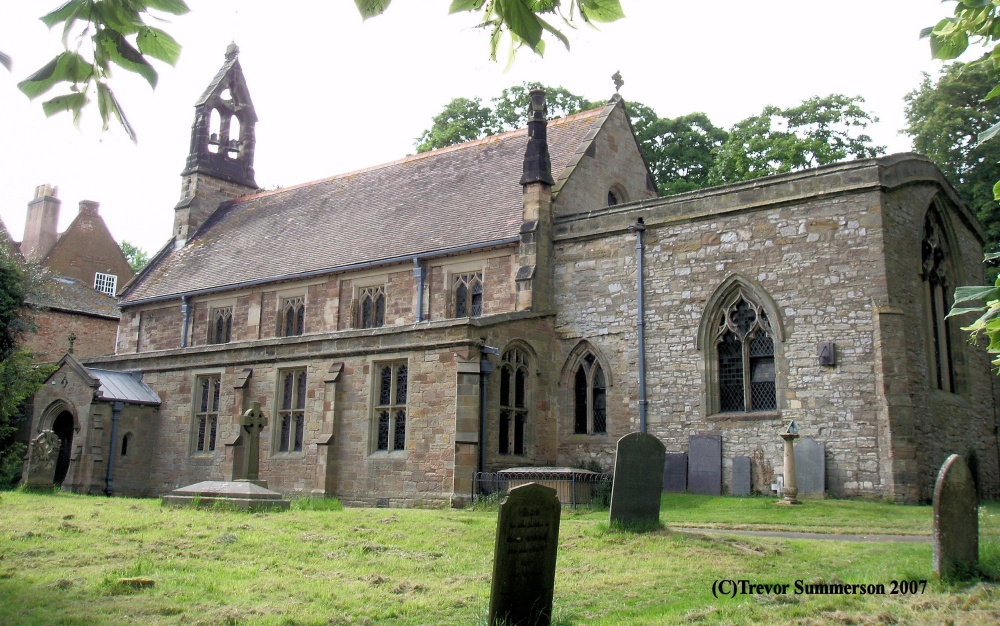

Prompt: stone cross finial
[
  {"left": 612, "top": 70, "right": 624, "bottom": 93},
  {"left": 240, "top": 402, "right": 267, "bottom": 481}
]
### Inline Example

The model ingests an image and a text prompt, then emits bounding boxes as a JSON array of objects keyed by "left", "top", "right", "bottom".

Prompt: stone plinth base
[{"left": 161, "top": 480, "right": 290, "bottom": 511}]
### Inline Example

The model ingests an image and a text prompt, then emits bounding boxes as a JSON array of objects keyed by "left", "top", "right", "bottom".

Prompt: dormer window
[{"left": 94, "top": 272, "right": 117, "bottom": 297}]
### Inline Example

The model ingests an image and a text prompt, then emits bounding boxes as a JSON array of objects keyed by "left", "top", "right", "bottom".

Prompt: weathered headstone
[
  {"left": 609, "top": 433, "right": 666, "bottom": 527},
  {"left": 239, "top": 402, "right": 268, "bottom": 485},
  {"left": 488, "top": 483, "right": 561, "bottom": 626},
  {"left": 688, "top": 435, "right": 722, "bottom": 496},
  {"left": 933, "top": 454, "right": 979, "bottom": 579},
  {"left": 731, "top": 456, "right": 752, "bottom": 496},
  {"left": 24, "top": 430, "right": 61, "bottom": 488},
  {"left": 663, "top": 453, "right": 688, "bottom": 493},
  {"left": 794, "top": 437, "right": 825, "bottom": 497}
]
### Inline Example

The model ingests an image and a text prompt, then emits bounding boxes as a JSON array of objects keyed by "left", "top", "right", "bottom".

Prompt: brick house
[{"left": 25, "top": 47, "right": 1000, "bottom": 504}]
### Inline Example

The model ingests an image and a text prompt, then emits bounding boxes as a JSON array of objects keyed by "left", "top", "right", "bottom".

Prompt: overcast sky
[{"left": 0, "top": 1, "right": 972, "bottom": 255}]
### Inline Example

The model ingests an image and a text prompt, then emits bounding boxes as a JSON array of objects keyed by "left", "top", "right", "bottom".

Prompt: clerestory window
[
  {"left": 358, "top": 286, "right": 386, "bottom": 329},
  {"left": 210, "top": 307, "right": 233, "bottom": 344},
  {"left": 454, "top": 272, "right": 484, "bottom": 318},
  {"left": 281, "top": 297, "right": 305, "bottom": 337}
]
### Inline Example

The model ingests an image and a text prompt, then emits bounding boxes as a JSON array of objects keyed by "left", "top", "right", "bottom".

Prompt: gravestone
[
  {"left": 489, "top": 483, "right": 561, "bottom": 626},
  {"left": 24, "top": 430, "right": 61, "bottom": 488},
  {"left": 731, "top": 456, "right": 752, "bottom": 497},
  {"left": 933, "top": 454, "right": 979, "bottom": 579},
  {"left": 663, "top": 453, "right": 688, "bottom": 493},
  {"left": 609, "top": 433, "right": 666, "bottom": 527},
  {"left": 238, "top": 402, "right": 268, "bottom": 486},
  {"left": 794, "top": 437, "right": 826, "bottom": 497},
  {"left": 688, "top": 435, "right": 722, "bottom": 496}
]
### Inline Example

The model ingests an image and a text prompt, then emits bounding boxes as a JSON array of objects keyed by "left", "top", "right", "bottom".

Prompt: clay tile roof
[
  {"left": 123, "top": 107, "right": 607, "bottom": 303},
  {"left": 29, "top": 275, "right": 120, "bottom": 319}
]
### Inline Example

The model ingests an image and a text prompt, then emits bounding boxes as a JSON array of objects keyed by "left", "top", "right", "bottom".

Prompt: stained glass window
[
  {"left": 277, "top": 369, "right": 306, "bottom": 452},
  {"left": 211, "top": 307, "right": 233, "bottom": 344},
  {"left": 453, "top": 273, "right": 484, "bottom": 318},
  {"left": 359, "top": 286, "right": 386, "bottom": 329},
  {"left": 281, "top": 297, "right": 305, "bottom": 337},
  {"left": 574, "top": 350, "right": 608, "bottom": 434},
  {"left": 714, "top": 294, "right": 776, "bottom": 413},
  {"left": 194, "top": 374, "right": 221, "bottom": 453},
  {"left": 498, "top": 347, "right": 529, "bottom": 455},
  {"left": 374, "top": 362, "right": 408, "bottom": 452}
]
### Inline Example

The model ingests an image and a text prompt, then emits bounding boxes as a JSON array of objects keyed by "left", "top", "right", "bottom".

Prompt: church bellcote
[{"left": 174, "top": 44, "right": 259, "bottom": 245}]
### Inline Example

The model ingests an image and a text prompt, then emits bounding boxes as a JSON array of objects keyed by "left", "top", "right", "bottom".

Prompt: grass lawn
[{"left": 0, "top": 491, "right": 998, "bottom": 625}]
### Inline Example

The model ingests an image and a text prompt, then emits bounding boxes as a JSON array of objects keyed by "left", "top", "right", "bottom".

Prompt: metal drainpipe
[
  {"left": 104, "top": 401, "right": 123, "bottom": 496},
  {"left": 413, "top": 258, "right": 425, "bottom": 322},
  {"left": 180, "top": 295, "right": 191, "bottom": 348},
  {"left": 629, "top": 218, "right": 648, "bottom": 433}
]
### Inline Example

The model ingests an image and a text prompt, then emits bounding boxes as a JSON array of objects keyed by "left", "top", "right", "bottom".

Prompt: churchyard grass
[{"left": 1, "top": 491, "right": 998, "bottom": 625}]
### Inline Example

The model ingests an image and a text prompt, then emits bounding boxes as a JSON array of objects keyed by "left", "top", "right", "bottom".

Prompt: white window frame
[{"left": 94, "top": 272, "right": 118, "bottom": 296}]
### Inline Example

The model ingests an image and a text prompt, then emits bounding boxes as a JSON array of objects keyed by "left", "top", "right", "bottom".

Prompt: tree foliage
[
  {"left": 633, "top": 109, "right": 728, "bottom": 195},
  {"left": 708, "top": 95, "right": 885, "bottom": 185},
  {"left": 904, "top": 61, "right": 1000, "bottom": 257},
  {"left": 120, "top": 239, "right": 150, "bottom": 273},
  {"left": 0, "top": 249, "right": 51, "bottom": 489},
  {"left": 9, "top": 1, "right": 622, "bottom": 140}
]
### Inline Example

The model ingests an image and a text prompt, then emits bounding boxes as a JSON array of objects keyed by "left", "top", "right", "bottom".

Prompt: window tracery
[
  {"left": 499, "top": 347, "right": 529, "bottom": 455},
  {"left": 714, "top": 294, "right": 776, "bottom": 413}
]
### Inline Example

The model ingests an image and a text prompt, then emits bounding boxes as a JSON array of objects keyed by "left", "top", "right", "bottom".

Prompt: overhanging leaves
[{"left": 355, "top": 0, "right": 393, "bottom": 20}]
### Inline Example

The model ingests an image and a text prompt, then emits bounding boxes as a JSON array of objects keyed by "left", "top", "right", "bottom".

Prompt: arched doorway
[{"left": 51, "top": 412, "right": 74, "bottom": 485}]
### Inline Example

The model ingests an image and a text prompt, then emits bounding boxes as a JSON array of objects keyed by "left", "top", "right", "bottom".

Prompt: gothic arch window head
[
  {"left": 922, "top": 204, "right": 956, "bottom": 392},
  {"left": 281, "top": 297, "right": 305, "bottom": 337},
  {"left": 499, "top": 346, "right": 530, "bottom": 455},
  {"left": 574, "top": 352, "right": 607, "bottom": 434},
  {"left": 357, "top": 286, "right": 386, "bottom": 329},
  {"left": 454, "top": 272, "right": 484, "bottom": 318},
  {"left": 698, "top": 277, "right": 783, "bottom": 417},
  {"left": 607, "top": 184, "right": 628, "bottom": 207}
]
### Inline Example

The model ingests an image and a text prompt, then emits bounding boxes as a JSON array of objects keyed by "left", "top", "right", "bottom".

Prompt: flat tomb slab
[{"left": 161, "top": 481, "right": 290, "bottom": 510}]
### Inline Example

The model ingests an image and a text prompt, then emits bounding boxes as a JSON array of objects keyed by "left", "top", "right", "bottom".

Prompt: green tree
[
  {"left": 904, "top": 62, "right": 1000, "bottom": 257},
  {"left": 708, "top": 95, "right": 885, "bottom": 185},
  {"left": 0, "top": 249, "right": 51, "bottom": 489},
  {"left": 8, "top": 1, "right": 623, "bottom": 141},
  {"left": 120, "top": 240, "right": 150, "bottom": 273},
  {"left": 632, "top": 109, "right": 728, "bottom": 195}
]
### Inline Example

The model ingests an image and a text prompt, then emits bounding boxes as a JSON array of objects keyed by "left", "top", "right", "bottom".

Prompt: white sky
[{"left": 0, "top": 1, "right": 975, "bottom": 255}]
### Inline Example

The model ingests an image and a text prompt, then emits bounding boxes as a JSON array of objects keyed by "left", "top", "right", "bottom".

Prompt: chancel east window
[
  {"left": 358, "top": 286, "right": 386, "bottom": 329},
  {"left": 454, "top": 272, "right": 484, "bottom": 318},
  {"left": 210, "top": 307, "right": 233, "bottom": 344},
  {"left": 94, "top": 272, "right": 117, "bottom": 297},
  {"left": 194, "top": 375, "right": 221, "bottom": 453},
  {"left": 277, "top": 369, "right": 306, "bottom": 453},
  {"left": 574, "top": 353, "right": 607, "bottom": 434},
  {"left": 374, "top": 362, "right": 408, "bottom": 452},
  {"left": 499, "top": 347, "right": 529, "bottom": 454},
  {"left": 922, "top": 207, "right": 955, "bottom": 392},
  {"left": 715, "top": 294, "right": 776, "bottom": 413},
  {"left": 281, "top": 297, "right": 305, "bottom": 337}
]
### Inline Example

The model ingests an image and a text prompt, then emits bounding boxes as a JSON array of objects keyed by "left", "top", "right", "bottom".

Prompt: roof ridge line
[{"left": 236, "top": 106, "right": 606, "bottom": 203}]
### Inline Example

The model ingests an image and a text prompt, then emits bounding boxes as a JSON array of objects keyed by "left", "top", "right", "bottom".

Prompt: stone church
[{"left": 25, "top": 47, "right": 1000, "bottom": 505}]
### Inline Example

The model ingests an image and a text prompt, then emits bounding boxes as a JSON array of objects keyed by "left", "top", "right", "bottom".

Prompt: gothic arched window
[
  {"left": 358, "top": 286, "right": 386, "bottom": 329},
  {"left": 454, "top": 272, "right": 484, "bottom": 318},
  {"left": 574, "top": 353, "right": 607, "bottom": 434},
  {"left": 923, "top": 207, "right": 955, "bottom": 392},
  {"left": 499, "top": 347, "right": 529, "bottom": 455},
  {"left": 211, "top": 307, "right": 232, "bottom": 344},
  {"left": 714, "top": 293, "right": 776, "bottom": 413},
  {"left": 281, "top": 297, "right": 305, "bottom": 337}
]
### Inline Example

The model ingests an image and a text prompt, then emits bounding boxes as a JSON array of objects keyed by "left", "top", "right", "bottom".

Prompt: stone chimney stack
[
  {"left": 78, "top": 200, "right": 99, "bottom": 215},
  {"left": 22, "top": 184, "right": 61, "bottom": 262},
  {"left": 516, "top": 90, "right": 555, "bottom": 312}
]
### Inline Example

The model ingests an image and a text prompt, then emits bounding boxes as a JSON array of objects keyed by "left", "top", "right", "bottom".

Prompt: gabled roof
[
  {"left": 123, "top": 104, "right": 613, "bottom": 304},
  {"left": 28, "top": 275, "right": 120, "bottom": 319}
]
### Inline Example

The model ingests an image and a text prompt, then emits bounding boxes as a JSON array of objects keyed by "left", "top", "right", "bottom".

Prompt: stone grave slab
[
  {"left": 161, "top": 480, "right": 290, "bottom": 511},
  {"left": 663, "top": 453, "right": 688, "bottom": 493},
  {"left": 794, "top": 437, "right": 826, "bottom": 497},
  {"left": 731, "top": 456, "right": 752, "bottom": 496},
  {"left": 489, "top": 483, "right": 561, "bottom": 626},
  {"left": 610, "top": 433, "right": 666, "bottom": 527},
  {"left": 688, "top": 435, "right": 722, "bottom": 496},
  {"left": 933, "top": 454, "right": 979, "bottom": 579}
]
